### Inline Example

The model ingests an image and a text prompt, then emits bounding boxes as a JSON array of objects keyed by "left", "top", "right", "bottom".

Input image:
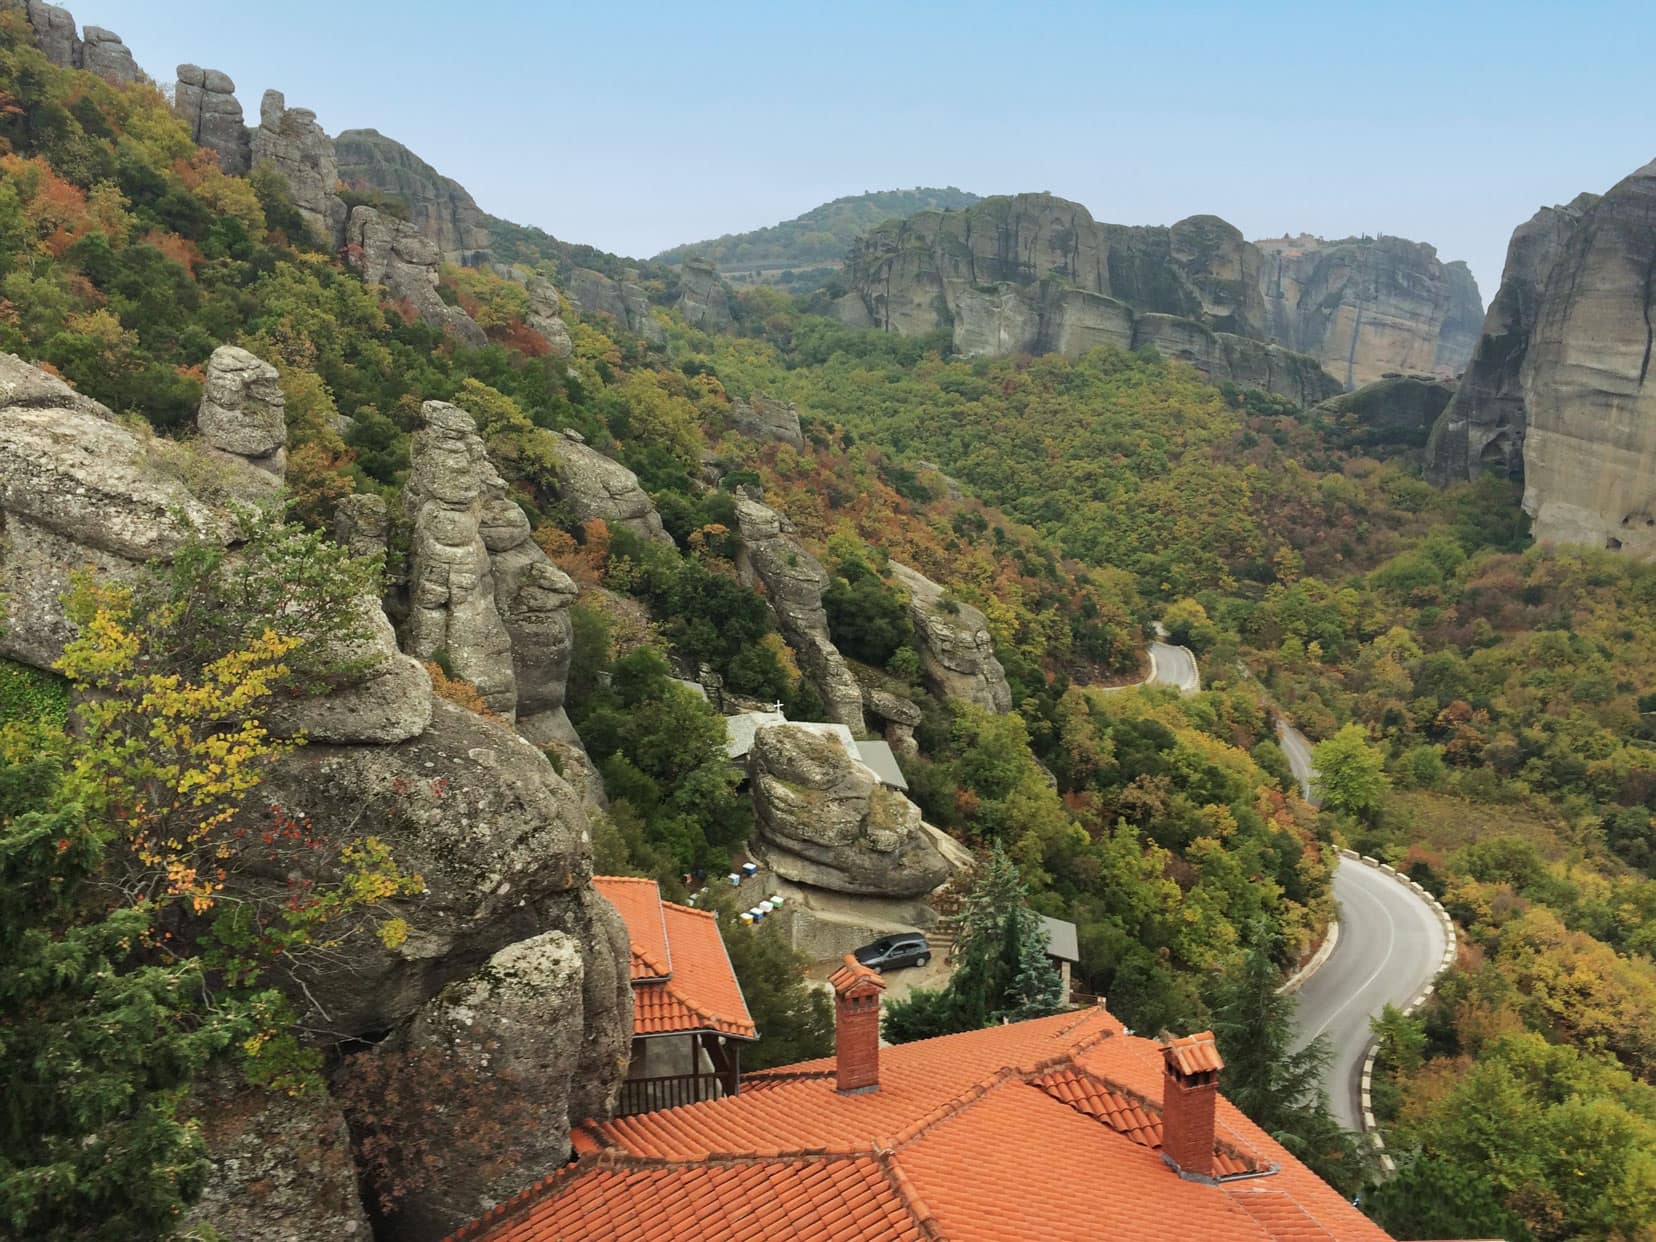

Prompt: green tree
[
  {"left": 1361, "top": 1154, "right": 1534, "bottom": 1242},
  {"left": 704, "top": 888, "right": 832, "bottom": 1071},
  {"left": 1311, "top": 723, "right": 1388, "bottom": 823}
]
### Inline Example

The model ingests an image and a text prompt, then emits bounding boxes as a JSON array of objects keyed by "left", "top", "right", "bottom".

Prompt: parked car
[{"left": 853, "top": 933, "right": 931, "bottom": 972}]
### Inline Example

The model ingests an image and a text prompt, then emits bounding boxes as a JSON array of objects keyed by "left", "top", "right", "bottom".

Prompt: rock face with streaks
[
  {"left": 1311, "top": 376, "right": 1456, "bottom": 460},
  {"left": 25, "top": 1, "right": 80, "bottom": 68},
  {"left": 733, "top": 498, "right": 864, "bottom": 730},
  {"left": 840, "top": 193, "right": 1476, "bottom": 402},
  {"left": 335, "top": 128, "right": 492, "bottom": 266},
  {"left": 174, "top": 65, "right": 251, "bottom": 173},
  {"left": 1256, "top": 234, "right": 1484, "bottom": 388},
  {"left": 565, "top": 268, "right": 665, "bottom": 344},
  {"left": 345, "top": 206, "right": 488, "bottom": 347},
  {"left": 251, "top": 90, "right": 348, "bottom": 247},
  {"left": 888, "top": 561, "right": 1012, "bottom": 713},
  {"left": 1425, "top": 195, "right": 1598, "bottom": 486},
  {"left": 675, "top": 256, "right": 733, "bottom": 331},
  {"left": 24, "top": 3, "right": 146, "bottom": 86},
  {"left": 749, "top": 723, "right": 950, "bottom": 898},
  {"left": 548, "top": 431, "right": 673, "bottom": 545}
]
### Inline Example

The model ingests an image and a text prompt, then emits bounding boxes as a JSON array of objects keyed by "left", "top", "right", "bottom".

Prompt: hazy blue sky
[{"left": 99, "top": 0, "right": 1655, "bottom": 301}]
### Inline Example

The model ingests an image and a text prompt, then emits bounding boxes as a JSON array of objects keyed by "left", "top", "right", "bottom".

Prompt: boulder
[
  {"left": 675, "top": 257, "right": 733, "bottom": 331},
  {"left": 482, "top": 494, "right": 580, "bottom": 745},
  {"left": 251, "top": 90, "right": 348, "bottom": 248},
  {"left": 733, "top": 498, "right": 864, "bottom": 730},
  {"left": 367, "top": 912, "right": 630, "bottom": 1242},
  {"left": 181, "top": 1069, "right": 371, "bottom": 1242},
  {"left": 863, "top": 686, "right": 923, "bottom": 757},
  {"left": 887, "top": 562, "right": 1012, "bottom": 713},
  {"left": 1425, "top": 195, "right": 1596, "bottom": 485},
  {"left": 175, "top": 64, "right": 251, "bottom": 174},
  {"left": 1311, "top": 376, "right": 1455, "bottom": 459},
  {"left": 345, "top": 206, "right": 488, "bottom": 347},
  {"left": 749, "top": 724, "right": 950, "bottom": 898},
  {"left": 79, "top": 25, "right": 142, "bottom": 85},
  {"left": 402, "top": 402, "right": 517, "bottom": 715},
  {"left": 730, "top": 393, "right": 804, "bottom": 449},
  {"left": 335, "top": 128, "right": 492, "bottom": 267},
  {"left": 549, "top": 432, "right": 672, "bottom": 545},
  {"left": 199, "top": 344, "right": 287, "bottom": 475}
]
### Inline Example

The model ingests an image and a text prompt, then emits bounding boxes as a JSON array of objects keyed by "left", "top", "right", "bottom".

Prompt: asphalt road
[
  {"left": 1147, "top": 641, "right": 1201, "bottom": 694},
  {"left": 1275, "top": 719, "right": 1319, "bottom": 803},
  {"left": 1291, "top": 860, "right": 1447, "bottom": 1130}
]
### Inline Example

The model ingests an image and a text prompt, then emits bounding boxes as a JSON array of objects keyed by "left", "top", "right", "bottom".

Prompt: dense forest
[{"left": 0, "top": 11, "right": 1652, "bottom": 1239}]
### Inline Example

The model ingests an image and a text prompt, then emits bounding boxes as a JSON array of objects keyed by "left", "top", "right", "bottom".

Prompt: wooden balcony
[{"left": 616, "top": 1068, "right": 739, "bottom": 1116}]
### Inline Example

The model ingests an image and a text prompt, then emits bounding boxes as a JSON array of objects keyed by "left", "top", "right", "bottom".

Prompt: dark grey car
[{"left": 853, "top": 933, "right": 931, "bottom": 972}]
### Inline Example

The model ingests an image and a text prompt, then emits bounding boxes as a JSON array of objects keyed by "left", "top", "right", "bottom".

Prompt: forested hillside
[{"left": 1, "top": 7, "right": 1653, "bottom": 1239}]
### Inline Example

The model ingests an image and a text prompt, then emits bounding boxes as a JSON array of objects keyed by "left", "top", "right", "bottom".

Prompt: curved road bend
[
  {"left": 1147, "top": 641, "right": 1200, "bottom": 694},
  {"left": 1278, "top": 720, "right": 1448, "bottom": 1130}
]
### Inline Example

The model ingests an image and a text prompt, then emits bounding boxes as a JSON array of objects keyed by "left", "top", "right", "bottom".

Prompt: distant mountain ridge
[{"left": 653, "top": 187, "right": 981, "bottom": 276}]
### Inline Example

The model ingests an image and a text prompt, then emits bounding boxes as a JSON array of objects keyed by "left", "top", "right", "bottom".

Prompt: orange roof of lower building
[
  {"left": 447, "top": 1005, "right": 1394, "bottom": 1242},
  {"left": 594, "top": 876, "right": 757, "bottom": 1041}
]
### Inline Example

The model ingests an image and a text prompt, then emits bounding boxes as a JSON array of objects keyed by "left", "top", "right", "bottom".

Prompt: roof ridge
[
  {"left": 656, "top": 973, "right": 755, "bottom": 1036},
  {"left": 877, "top": 1148, "right": 948, "bottom": 1241},
  {"left": 888, "top": 1063, "right": 1026, "bottom": 1150}
]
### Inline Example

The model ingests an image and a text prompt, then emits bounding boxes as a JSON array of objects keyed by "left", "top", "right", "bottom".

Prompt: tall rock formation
[
  {"left": 251, "top": 90, "right": 348, "bottom": 247},
  {"left": 335, "top": 128, "right": 492, "bottom": 266},
  {"left": 1423, "top": 159, "right": 1656, "bottom": 556},
  {"left": 1256, "top": 234, "right": 1484, "bottom": 389},
  {"left": 24, "top": 2, "right": 144, "bottom": 85},
  {"left": 174, "top": 65, "right": 251, "bottom": 174},
  {"left": 492, "top": 266, "right": 573, "bottom": 357},
  {"left": 1425, "top": 196, "right": 1597, "bottom": 485},
  {"left": 839, "top": 193, "right": 1475, "bottom": 402},
  {"left": 733, "top": 498, "right": 865, "bottom": 730},
  {"left": 887, "top": 562, "right": 1012, "bottom": 713},
  {"left": 565, "top": 268, "right": 665, "bottom": 344},
  {"left": 198, "top": 344, "right": 287, "bottom": 478},
  {"left": 344, "top": 206, "right": 488, "bottom": 346},
  {"left": 730, "top": 392, "right": 804, "bottom": 449},
  {"left": 675, "top": 256, "right": 733, "bottom": 331},
  {"left": 749, "top": 723, "right": 950, "bottom": 898}
]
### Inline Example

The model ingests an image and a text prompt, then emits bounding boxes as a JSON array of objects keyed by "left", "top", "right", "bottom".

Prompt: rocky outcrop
[
  {"left": 1312, "top": 376, "right": 1456, "bottom": 458},
  {"left": 80, "top": 25, "right": 141, "bottom": 85},
  {"left": 675, "top": 257, "right": 733, "bottom": 331},
  {"left": 733, "top": 498, "right": 864, "bottom": 730},
  {"left": 181, "top": 1069, "right": 371, "bottom": 1242},
  {"left": 565, "top": 268, "right": 665, "bottom": 345},
  {"left": 730, "top": 393, "right": 804, "bottom": 449},
  {"left": 1425, "top": 196, "right": 1597, "bottom": 486},
  {"left": 25, "top": 1, "right": 80, "bottom": 68},
  {"left": 335, "top": 129, "right": 491, "bottom": 267},
  {"left": 199, "top": 344, "right": 287, "bottom": 476},
  {"left": 482, "top": 492, "right": 581, "bottom": 746},
  {"left": 549, "top": 431, "right": 673, "bottom": 545},
  {"left": 251, "top": 90, "right": 347, "bottom": 248},
  {"left": 175, "top": 65, "right": 251, "bottom": 174},
  {"left": 749, "top": 723, "right": 950, "bottom": 898},
  {"left": 1256, "top": 234, "right": 1485, "bottom": 388},
  {"left": 839, "top": 193, "right": 1473, "bottom": 403},
  {"left": 335, "top": 492, "right": 391, "bottom": 560},
  {"left": 371, "top": 914, "right": 630, "bottom": 1242},
  {"left": 345, "top": 206, "right": 488, "bottom": 347},
  {"left": 887, "top": 562, "right": 1012, "bottom": 713},
  {"left": 863, "top": 686, "right": 922, "bottom": 756}
]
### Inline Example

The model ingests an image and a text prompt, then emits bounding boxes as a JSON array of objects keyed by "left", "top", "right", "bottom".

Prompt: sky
[{"left": 96, "top": 0, "right": 1656, "bottom": 302}]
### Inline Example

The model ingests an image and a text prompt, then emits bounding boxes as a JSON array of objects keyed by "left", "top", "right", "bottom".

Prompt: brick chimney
[
  {"left": 1160, "top": 1030, "right": 1223, "bottom": 1181},
  {"left": 829, "top": 954, "right": 886, "bottom": 1094}
]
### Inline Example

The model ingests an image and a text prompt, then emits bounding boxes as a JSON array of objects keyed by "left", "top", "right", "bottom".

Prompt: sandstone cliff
[
  {"left": 1425, "top": 195, "right": 1597, "bottom": 485},
  {"left": 336, "top": 128, "right": 493, "bottom": 266},
  {"left": 1255, "top": 234, "right": 1483, "bottom": 388},
  {"left": 1423, "top": 159, "right": 1656, "bottom": 556},
  {"left": 839, "top": 192, "right": 1478, "bottom": 403}
]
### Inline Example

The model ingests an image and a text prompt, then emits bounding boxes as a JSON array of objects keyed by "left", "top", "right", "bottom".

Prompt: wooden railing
[{"left": 616, "top": 1070, "right": 738, "bottom": 1116}]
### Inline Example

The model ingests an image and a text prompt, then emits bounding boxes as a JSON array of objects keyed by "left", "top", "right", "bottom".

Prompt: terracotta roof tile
[
  {"left": 594, "top": 877, "right": 756, "bottom": 1040},
  {"left": 593, "top": 876, "right": 672, "bottom": 981},
  {"left": 829, "top": 953, "right": 887, "bottom": 996}
]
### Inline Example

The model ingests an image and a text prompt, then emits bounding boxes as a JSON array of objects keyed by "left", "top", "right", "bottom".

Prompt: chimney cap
[
  {"left": 1161, "top": 1030, "right": 1223, "bottom": 1078},
  {"left": 829, "top": 954, "right": 886, "bottom": 998}
]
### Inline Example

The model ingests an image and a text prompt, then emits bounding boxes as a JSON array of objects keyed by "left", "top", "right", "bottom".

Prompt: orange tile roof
[
  {"left": 592, "top": 876, "right": 672, "bottom": 981},
  {"left": 449, "top": 1005, "right": 1395, "bottom": 1242},
  {"left": 594, "top": 876, "right": 756, "bottom": 1040},
  {"left": 828, "top": 953, "right": 886, "bottom": 996}
]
